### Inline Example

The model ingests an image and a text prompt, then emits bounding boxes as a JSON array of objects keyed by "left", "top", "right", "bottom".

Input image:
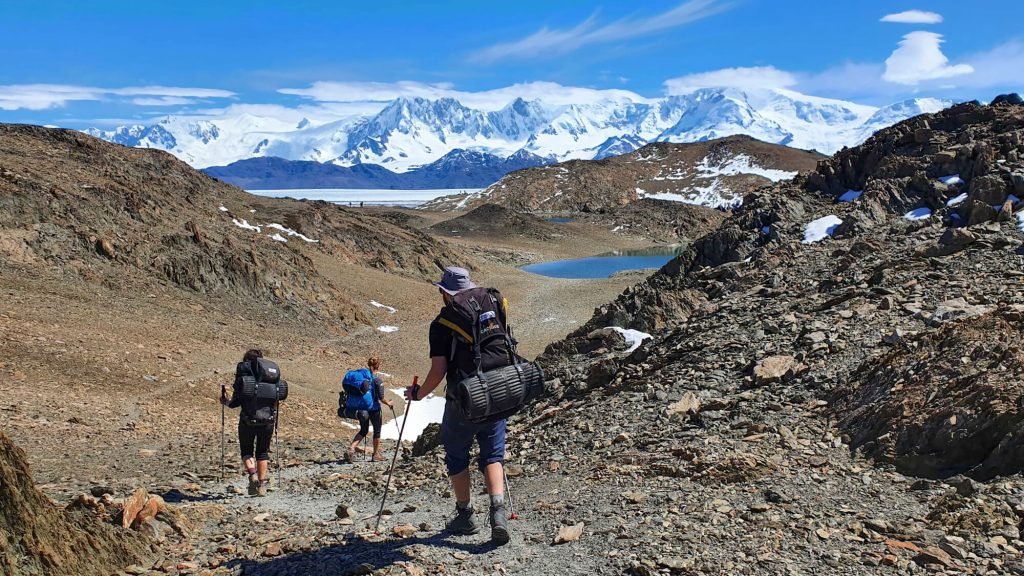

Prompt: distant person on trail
[
  {"left": 405, "top": 266, "right": 513, "bottom": 545},
  {"left": 221, "top": 349, "right": 284, "bottom": 497},
  {"left": 342, "top": 357, "right": 394, "bottom": 463}
]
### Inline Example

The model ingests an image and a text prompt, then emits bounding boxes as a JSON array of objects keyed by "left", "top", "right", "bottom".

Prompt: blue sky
[{"left": 1, "top": 0, "right": 1021, "bottom": 127}]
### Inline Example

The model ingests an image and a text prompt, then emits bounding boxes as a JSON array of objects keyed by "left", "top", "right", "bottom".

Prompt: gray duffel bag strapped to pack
[
  {"left": 442, "top": 287, "right": 547, "bottom": 423},
  {"left": 450, "top": 361, "right": 545, "bottom": 424}
]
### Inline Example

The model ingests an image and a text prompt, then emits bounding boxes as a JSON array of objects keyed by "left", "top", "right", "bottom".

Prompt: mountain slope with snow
[
  {"left": 84, "top": 88, "right": 954, "bottom": 182},
  {"left": 422, "top": 135, "right": 825, "bottom": 212}
]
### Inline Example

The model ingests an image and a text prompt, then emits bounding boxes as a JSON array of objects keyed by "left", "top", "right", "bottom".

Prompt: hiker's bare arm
[{"left": 406, "top": 356, "right": 446, "bottom": 400}]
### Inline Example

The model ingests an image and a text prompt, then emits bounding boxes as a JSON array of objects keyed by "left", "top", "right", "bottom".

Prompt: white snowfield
[
  {"left": 84, "top": 86, "right": 953, "bottom": 173},
  {"left": 608, "top": 327, "right": 653, "bottom": 354},
  {"left": 377, "top": 325, "right": 399, "bottom": 333},
  {"left": 381, "top": 394, "right": 446, "bottom": 441},
  {"left": 636, "top": 153, "right": 798, "bottom": 208},
  {"left": 803, "top": 215, "right": 843, "bottom": 244}
]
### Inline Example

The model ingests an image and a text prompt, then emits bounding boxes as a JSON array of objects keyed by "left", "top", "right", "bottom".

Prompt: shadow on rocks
[{"left": 231, "top": 532, "right": 501, "bottom": 576}]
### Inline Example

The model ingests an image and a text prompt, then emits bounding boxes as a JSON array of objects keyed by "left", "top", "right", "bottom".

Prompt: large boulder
[
  {"left": 0, "top": 432, "right": 150, "bottom": 576},
  {"left": 832, "top": 308, "right": 1024, "bottom": 480}
]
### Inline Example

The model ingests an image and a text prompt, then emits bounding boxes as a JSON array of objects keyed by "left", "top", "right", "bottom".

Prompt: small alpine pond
[{"left": 521, "top": 245, "right": 683, "bottom": 279}]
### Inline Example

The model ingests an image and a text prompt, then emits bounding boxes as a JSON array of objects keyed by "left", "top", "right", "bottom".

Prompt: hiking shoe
[
  {"left": 246, "top": 474, "right": 259, "bottom": 496},
  {"left": 345, "top": 449, "right": 355, "bottom": 463},
  {"left": 445, "top": 506, "right": 480, "bottom": 535},
  {"left": 256, "top": 480, "right": 269, "bottom": 497},
  {"left": 490, "top": 504, "right": 510, "bottom": 545},
  {"left": 372, "top": 452, "right": 385, "bottom": 462}
]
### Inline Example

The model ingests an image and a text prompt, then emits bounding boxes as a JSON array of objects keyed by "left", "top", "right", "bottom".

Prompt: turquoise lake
[{"left": 521, "top": 246, "right": 683, "bottom": 279}]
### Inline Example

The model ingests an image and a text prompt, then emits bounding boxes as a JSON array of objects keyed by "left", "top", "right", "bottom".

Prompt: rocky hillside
[
  {"left": 428, "top": 203, "right": 565, "bottom": 241},
  {"left": 522, "top": 97, "right": 1024, "bottom": 572},
  {"left": 0, "top": 124, "right": 467, "bottom": 327},
  {"left": 0, "top": 432, "right": 150, "bottom": 576},
  {"left": 424, "top": 136, "right": 824, "bottom": 212}
]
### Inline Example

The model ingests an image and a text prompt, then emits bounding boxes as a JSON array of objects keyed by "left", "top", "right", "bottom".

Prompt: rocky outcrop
[
  {"left": 834, "top": 308, "right": 1024, "bottom": 480},
  {"left": 0, "top": 432, "right": 149, "bottom": 576}
]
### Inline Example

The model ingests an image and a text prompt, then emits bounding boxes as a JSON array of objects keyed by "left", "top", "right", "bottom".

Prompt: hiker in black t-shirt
[
  {"left": 405, "top": 266, "right": 511, "bottom": 545},
  {"left": 221, "top": 349, "right": 281, "bottom": 497}
]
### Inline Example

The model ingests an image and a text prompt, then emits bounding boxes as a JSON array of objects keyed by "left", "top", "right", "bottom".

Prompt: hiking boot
[
  {"left": 445, "top": 505, "right": 480, "bottom": 535},
  {"left": 256, "top": 480, "right": 269, "bottom": 497},
  {"left": 372, "top": 451, "right": 385, "bottom": 462},
  {"left": 246, "top": 474, "right": 259, "bottom": 496},
  {"left": 490, "top": 504, "right": 510, "bottom": 545},
  {"left": 345, "top": 448, "right": 355, "bottom": 463}
]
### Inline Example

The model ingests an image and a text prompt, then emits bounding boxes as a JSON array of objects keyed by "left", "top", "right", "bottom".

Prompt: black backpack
[
  {"left": 235, "top": 359, "right": 288, "bottom": 426},
  {"left": 439, "top": 287, "right": 546, "bottom": 423},
  {"left": 437, "top": 287, "right": 519, "bottom": 381}
]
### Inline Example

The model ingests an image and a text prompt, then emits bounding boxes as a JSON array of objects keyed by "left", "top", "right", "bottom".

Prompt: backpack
[
  {"left": 437, "top": 287, "right": 518, "bottom": 382},
  {"left": 339, "top": 369, "right": 374, "bottom": 415},
  {"left": 234, "top": 359, "right": 287, "bottom": 426},
  {"left": 439, "top": 287, "right": 546, "bottom": 423}
]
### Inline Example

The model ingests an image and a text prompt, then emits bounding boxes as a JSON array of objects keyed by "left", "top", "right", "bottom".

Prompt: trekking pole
[
  {"left": 503, "top": 467, "right": 518, "bottom": 520},
  {"left": 389, "top": 405, "right": 401, "bottom": 437},
  {"left": 220, "top": 385, "right": 226, "bottom": 483},
  {"left": 274, "top": 399, "right": 282, "bottom": 487},
  {"left": 375, "top": 376, "right": 416, "bottom": 533}
]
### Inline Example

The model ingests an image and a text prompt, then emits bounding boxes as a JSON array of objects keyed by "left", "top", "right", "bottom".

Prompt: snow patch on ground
[
  {"left": 232, "top": 218, "right": 261, "bottom": 232},
  {"left": 803, "top": 215, "right": 842, "bottom": 244},
  {"left": 265, "top": 223, "right": 319, "bottom": 243},
  {"left": 946, "top": 193, "right": 968, "bottom": 207},
  {"left": 904, "top": 208, "right": 932, "bottom": 221},
  {"left": 608, "top": 327, "right": 653, "bottom": 354},
  {"left": 269, "top": 233, "right": 288, "bottom": 242},
  {"left": 381, "top": 395, "right": 446, "bottom": 441},
  {"left": 838, "top": 190, "right": 862, "bottom": 203},
  {"left": 371, "top": 300, "right": 397, "bottom": 314},
  {"left": 218, "top": 206, "right": 229, "bottom": 212},
  {"left": 697, "top": 154, "right": 798, "bottom": 182},
  {"left": 939, "top": 174, "right": 963, "bottom": 186},
  {"left": 377, "top": 325, "right": 399, "bottom": 333}
]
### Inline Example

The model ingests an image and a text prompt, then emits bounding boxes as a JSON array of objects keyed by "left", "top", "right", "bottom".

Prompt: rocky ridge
[
  {"left": 423, "top": 136, "right": 824, "bottom": 213},
  {"left": 0, "top": 124, "right": 467, "bottom": 327}
]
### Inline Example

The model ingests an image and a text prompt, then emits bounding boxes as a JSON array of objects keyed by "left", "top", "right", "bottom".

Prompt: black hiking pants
[
  {"left": 238, "top": 421, "right": 274, "bottom": 461},
  {"left": 355, "top": 410, "right": 383, "bottom": 439}
]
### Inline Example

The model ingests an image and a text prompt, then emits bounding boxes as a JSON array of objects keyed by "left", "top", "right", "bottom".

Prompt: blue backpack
[{"left": 341, "top": 368, "right": 374, "bottom": 412}]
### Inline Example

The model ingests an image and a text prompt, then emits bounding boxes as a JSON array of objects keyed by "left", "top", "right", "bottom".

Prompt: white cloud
[
  {"left": 0, "top": 84, "right": 235, "bottom": 111},
  {"left": 959, "top": 39, "right": 1024, "bottom": 90},
  {"left": 468, "top": 0, "right": 732, "bottom": 63},
  {"left": 883, "top": 32, "right": 973, "bottom": 85},
  {"left": 664, "top": 66, "right": 798, "bottom": 93},
  {"left": 280, "top": 80, "right": 650, "bottom": 110},
  {"left": 881, "top": 10, "right": 943, "bottom": 24}
]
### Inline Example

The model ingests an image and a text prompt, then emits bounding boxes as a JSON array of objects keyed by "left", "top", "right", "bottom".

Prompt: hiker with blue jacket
[
  {"left": 342, "top": 357, "right": 393, "bottom": 462},
  {"left": 405, "top": 266, "right": 514, "bottom": 545}
]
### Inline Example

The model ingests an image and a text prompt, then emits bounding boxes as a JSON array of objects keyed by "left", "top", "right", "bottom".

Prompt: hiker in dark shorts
[
  {"left": 346, "top": 357, "right": 394, "bottom": 462},
  {"left": 405, "top": 266, "right": 511, "bottom": 545},
  {"left": 221, "top": 349, "right": 281, "bottom": 497}
]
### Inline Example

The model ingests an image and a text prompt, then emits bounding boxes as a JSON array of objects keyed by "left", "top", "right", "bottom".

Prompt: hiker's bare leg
[
  {"left": 372, "top": 436, "right": 382, "bottom": 455},
  {"left": 451, "top": 469, "right": 472, "bottom": 504},
  {"left": 483, "top": 462, "right": 504, "bottom": 496},
  {"left": 349, "top": 434, "right": 365, "bottom": 452},
  {"left": 243, "top": 457, "right": 256, "bottom": 474},
  {"left": 257, "top": 460, "right": 269, "bottom": 481}
]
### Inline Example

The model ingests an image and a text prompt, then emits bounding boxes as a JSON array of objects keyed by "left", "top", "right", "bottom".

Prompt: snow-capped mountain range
[{"left": 84, "top": 87, "right": 952, "bottom": 179}]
